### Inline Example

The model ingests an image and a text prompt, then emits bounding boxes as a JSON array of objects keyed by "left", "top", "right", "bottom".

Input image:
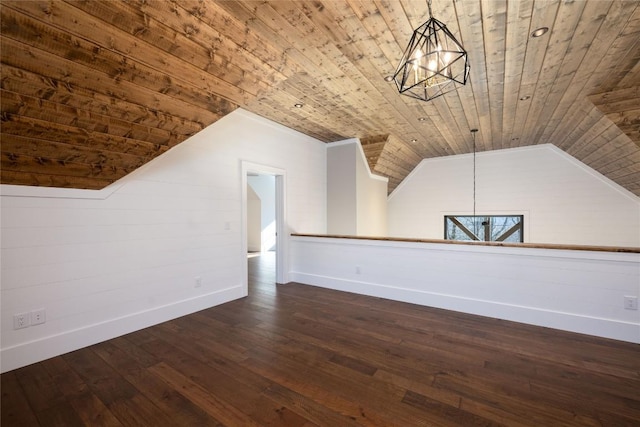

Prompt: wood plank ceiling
[{"left": 1, "top": 0, "right": 639, "bottom": 195}]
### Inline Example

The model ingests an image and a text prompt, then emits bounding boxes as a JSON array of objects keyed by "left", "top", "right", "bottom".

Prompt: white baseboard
[
  {"left": 1, "top": 286, "right": 245, "bottom": 373},
  {"left": 289, "top": 272, "right": 640, "bottom": 344}
]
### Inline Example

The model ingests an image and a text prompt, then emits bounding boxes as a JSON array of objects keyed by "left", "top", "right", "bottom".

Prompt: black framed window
[{"left": 445, "top": 215, "right": 524, "bottom": 242}]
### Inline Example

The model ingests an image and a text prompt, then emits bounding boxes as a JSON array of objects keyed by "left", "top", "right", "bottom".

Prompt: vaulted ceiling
[{"left": 1, "top": 0, "right": 639, "bottom": 195}]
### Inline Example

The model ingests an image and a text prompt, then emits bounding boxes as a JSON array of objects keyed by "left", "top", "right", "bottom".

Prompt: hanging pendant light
[
  {"left": 471, "top": 128, "right": 479, "bottom": 238},
  {"left": 393, "top": 0, "right": 470, "bottom": 102}
]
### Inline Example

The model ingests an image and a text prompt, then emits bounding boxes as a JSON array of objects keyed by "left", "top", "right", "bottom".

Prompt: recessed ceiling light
[
  {"left": 519, "top": 95, "right": 531, "bottom": 101},
  {"left": 418, "top": 117, "right": 426, "bottom": 122},
  {"left": 531, "top": 27, "right": 549, "bottom": 38},
  {"left": 384, "top": 75, "right": 394, "bottom": 82},
  {"left": 411, "top": 139, "right": 418, "bottom": 143},
  {"left": 294, "top": 103, "right": 303, "bottom": 108}
]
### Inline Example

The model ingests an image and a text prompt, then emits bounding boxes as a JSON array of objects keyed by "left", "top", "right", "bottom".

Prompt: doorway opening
[{"left": 241, "top": 162, "right": 287, "bottom": 295}]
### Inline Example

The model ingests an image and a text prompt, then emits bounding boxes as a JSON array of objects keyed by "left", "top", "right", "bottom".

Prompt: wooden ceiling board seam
[
  {"left": 420, "top": 1, "right": 478, "bottom": 156},
  {"left": 0, "top": 89, "right": 181, "bottom": 147},
  {"left": 0, "top": 31, "right": 224, "bottom": 127},
  {"left": 6, "top": 1, "right": 256, "bottom": 106},
  {"left": 289, "top": 0, "right": 449, "bottom": 159},
  {"left": 303, "top": 1, "right": 422, "bottom": 134},
  {"left": 1, "top": 133, "right": 152, "bottom": 170},
  {"left": 480, "top": 0, "right": 508, "bottom": 152},
  {"left": 588, "top": 136, "right": 640, "bottom": 172},
  {"left": 148, "top": 0, "right": 291, "bottom": 86},
  {"left": 2, "top": 8, "right": 235, "bottom": 122},
  {"left": 1, "top": 115, "right": 169, "bottom": 157},
  {"left": 0, "top": 170, "right": 113, "bottom": 190},
  {"left": 568, "top": 121, "right": 620, "bottom": 165},
  {"left": 591, "top": 4, "right": 640, "bottom": 92},
  {"left": 606, "top": 162, "right": 640, "bottom": 181},
  {"left": 0, "top": 65, "right": 204, "bottom": 137},
  {"left": 1, "top": 153, "right": 136, "bottom": 183},
  {"left": 602, "top": 159, "right": 640, "bottom": 181},
  {"left": 247, "top": 100, "right": 346, "bottom": 142},
  {"left": 262, "top": 75, "right": 386, "bottom": 138},
  {"left": 347, "top": 0, "right": 403, "bottom": 74},
  {"left": 359, "top": 34, "right": 459, "bottom": 157},
  {"left": 375, "top": 153, "right": 417, "bottom": 177},
  {"left": 263, "top": 76, "right": 371, "bottom": 134},
  {"left": 522, "top": 0, "right": 588, "bottom": 146},
  {"left": 546, "top": 3, "right": 639, "bottom": 149},
  {"left": 558, "top": 104, "right": 614, "bottom": 156},
  {"left": 384, "top": 136, "right": 423, "bottom": 167},
  {"left": 411, "top": 104, "right": 458, "bottom": 157},
  {"left": 509, "top": 0, "right": 560, "bottom": 145},
  {"left": 501, "top": 0, "right": 533, "bottom": 150},
  {"left": 382, "top": 0, "right": 472, "bottom": 159},
  {"left": 615, "top": 46, "right": 640, "bottom": 90},
  {"left": 255, "top": 1, "right": 390, "bottom": 125},
  {"left": 282, "top": 1, "right": 383, "bottom": 109},
  {"left": 68, "top": 0, "right": 271, "bottom": 98},
  {"left": 589, "top": 86, "right": 640, "bottom": 113},
  {"left": 454, "top": 0, "right": 493, "bottom": 154},
  {"left": 538, "top": 1, "right": 629, "bottom": 146},
  {"left": 407, "top": 2, "right": 476, "bottom": 158}
]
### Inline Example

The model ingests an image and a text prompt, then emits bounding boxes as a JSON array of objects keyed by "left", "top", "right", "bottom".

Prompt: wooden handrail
[{"left": 291, "top": 233, "right": 640, "bottom": 254}]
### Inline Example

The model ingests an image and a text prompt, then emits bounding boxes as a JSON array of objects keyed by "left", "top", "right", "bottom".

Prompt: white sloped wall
[
  {"left": 388, "top": 145, "right": 640, "bottom": 247},
  {"left": 0, "top": 109, "right": 327, "bottom": 372}
]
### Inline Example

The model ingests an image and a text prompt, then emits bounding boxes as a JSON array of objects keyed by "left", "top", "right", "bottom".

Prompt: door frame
[{"left": 241, "top": 161, "right": 287, "bottom": 292}]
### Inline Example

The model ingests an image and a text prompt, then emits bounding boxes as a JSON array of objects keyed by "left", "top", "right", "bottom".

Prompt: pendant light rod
[{"left": 470, "top": 128, "right": 478, "bottom": 225}]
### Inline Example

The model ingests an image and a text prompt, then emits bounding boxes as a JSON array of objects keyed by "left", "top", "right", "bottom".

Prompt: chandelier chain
[{"left": 473, "top": 130, "right": 476, "bottom": 219}]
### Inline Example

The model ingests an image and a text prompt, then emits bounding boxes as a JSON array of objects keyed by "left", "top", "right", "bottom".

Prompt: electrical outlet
[
  {"left": 355, "top": 266, "right": 361, "bottom": 274},
  {"left": 31, "top": 309, "right": 46, "bottom": 325},
  {"left": 624, "top": 296, "right": 638, "bottom": 310},
  {"left": 13, "top": 312, "right": 30, "bottom": 329},
  {"left": 195, "top": 276, "right": 202, "bottom": 288}
]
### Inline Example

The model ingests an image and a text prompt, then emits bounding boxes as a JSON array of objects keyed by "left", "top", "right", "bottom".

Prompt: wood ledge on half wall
[{"left": 291, "top": 234, "right": 640, "bottom": 254}]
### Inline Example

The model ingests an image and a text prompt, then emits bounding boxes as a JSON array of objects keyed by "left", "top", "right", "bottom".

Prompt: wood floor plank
[
  {"left": 2, "top": 252, "right": 639, "bottom": 426},
  {"left": 91, "top": 341, "right": 222, "bottom": 426},
  {"left": 62, "top": 349, "right": 174, "bottom": 426},
  {"left": 40, "top": 356, "right": 123, "bottom": 427},
  {"left": 1, "top": 371, "right": 41, "bottom": 426}
]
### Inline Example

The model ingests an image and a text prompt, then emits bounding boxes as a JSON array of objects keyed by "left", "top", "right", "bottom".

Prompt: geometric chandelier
[{"left": 393, "top": 0, "right": 470, "bottom": 102}]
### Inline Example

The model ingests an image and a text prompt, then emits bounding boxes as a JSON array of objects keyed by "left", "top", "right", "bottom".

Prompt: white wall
[
  {"left": 290, "top": 236, "right": 640, "bottom": 343},
  {"left": 356, "top": 144, "right": 389, "bottom": 236},
  {"left": 327, "top": 143, "right": 357, "bottom": 234},
  {"left": 327, "top": 139, "right": 388, "bottom": 236},
  {"left": 0, "top": 109, "right": 327, "bottom": 372},
  {"left": 388, "top": 145, "right": 640, "bottom": 247},
  {"left": 247, "top": 184, "right": 261, "bottom": 252},
  {"left": 248, "top": 174, "right": 276, "bottom": 251}
]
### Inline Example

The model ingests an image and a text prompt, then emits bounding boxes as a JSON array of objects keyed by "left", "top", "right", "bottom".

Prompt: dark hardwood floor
[{"left": 3, "top": 251, "right": 640, "bottom": 426}]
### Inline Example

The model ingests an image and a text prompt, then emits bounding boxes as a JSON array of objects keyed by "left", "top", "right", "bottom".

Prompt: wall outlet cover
[
  {"left": 624, "top": 296, "right": 638, "bottom": 310},
  {"left": 31, "top": 309, "right": 46, "bottom": 325},
  {"left": 13, "top": 313, "right": 31, "bottom": 329}
]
